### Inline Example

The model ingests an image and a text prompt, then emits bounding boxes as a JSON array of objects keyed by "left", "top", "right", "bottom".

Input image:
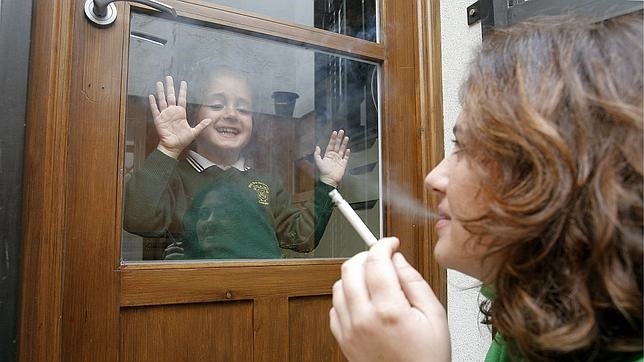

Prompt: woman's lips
[{"left": 435, "top": 211, "right": 451, "bottom": 230}]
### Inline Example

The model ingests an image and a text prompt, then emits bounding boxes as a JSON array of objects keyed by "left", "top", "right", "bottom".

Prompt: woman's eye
[
  {"left": 209, "top": 104, "right": 224, "bottom": 111},
  {"left": 451, "top": 139, "right": 465, "bottom": 157},
  {"left": 198, "top": 208, "right": 211, "bottom": 220}
]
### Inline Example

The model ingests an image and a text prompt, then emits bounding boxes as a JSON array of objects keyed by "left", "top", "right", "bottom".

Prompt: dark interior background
[{"left": 0, "top": 0, "right": 32, "bottom": 361}]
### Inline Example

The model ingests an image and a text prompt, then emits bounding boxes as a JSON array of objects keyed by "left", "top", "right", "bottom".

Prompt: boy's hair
[
  {"left": 459, "top": 11, "right": 643, "bottom": 360},
  {"left": 184, "top": 64, "right": 256, "bottom": 125}
]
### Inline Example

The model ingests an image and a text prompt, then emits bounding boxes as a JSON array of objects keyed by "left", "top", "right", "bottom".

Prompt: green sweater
[{"left": 124, "top": 150, "right": 335, "bottom": 259}]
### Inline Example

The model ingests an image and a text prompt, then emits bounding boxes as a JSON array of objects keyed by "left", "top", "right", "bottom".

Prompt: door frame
[{"left": 18, "top": 0, "right": 445, "bottom": 360}]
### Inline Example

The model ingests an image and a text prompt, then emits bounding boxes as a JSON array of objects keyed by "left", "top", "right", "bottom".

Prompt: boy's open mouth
[{"left": 215, "top": 127, "right": 240, "bottom": 136}]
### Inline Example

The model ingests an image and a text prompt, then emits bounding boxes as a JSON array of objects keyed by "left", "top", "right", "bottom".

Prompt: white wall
[{"left": 439, "top": 2, "right": 491, "bottom": 361}]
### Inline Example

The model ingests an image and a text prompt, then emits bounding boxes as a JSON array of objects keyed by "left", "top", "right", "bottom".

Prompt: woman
[{"left": 330, "top": 11, "right": 643, "bottom": 361}]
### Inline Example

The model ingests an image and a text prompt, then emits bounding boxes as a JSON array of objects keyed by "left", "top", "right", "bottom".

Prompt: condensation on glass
[
  {"left": 121, "top": 12, "right": 381, "bottom": 262},
  {"left": 203, "top": 0, "right": 379, "bottom": 42}
]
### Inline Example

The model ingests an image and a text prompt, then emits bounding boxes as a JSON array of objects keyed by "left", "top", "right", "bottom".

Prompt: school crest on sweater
[{"left": 248, "top": 181, "right": 270, "bottom": 205}]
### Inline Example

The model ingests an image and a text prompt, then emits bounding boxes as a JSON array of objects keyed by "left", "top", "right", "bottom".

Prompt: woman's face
[
  {"left": 424, "top": 120, "right": 497, "bottom": 281},
  {"left": 196, "top": 73, "right": 253, "bottom": 159}
]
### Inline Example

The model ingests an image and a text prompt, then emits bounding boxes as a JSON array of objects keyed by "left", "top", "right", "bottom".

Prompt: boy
[{"left": 124, "top": 72, "right": 350, "bottom": 259}]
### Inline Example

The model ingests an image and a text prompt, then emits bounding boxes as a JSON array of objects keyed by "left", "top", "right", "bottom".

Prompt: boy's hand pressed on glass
[
  {"left": 330, "top": 237, "right": 451, "bottom": 362},
  {"left": 149, "top": 76, "right": 212, "bottom": 159},
  {"left": 315, "top": 129, "right": 351, "bottom": 187}
]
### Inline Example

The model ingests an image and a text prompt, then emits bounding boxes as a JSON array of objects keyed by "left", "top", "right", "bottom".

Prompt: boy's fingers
[
  {"left": 327, "top": 130, "right": 338, "bottom": 152},
  {"left": 178, "top": 81, "right": 187, "bottom": 108},
  {"left": 192, "top": 118, "right": 213, "bottom": 136},
  {"left": 334, "top": 130, "right": 345, "bottom": 152},
  {"left": 344, "top": 148, "right": 351, "bottom": 160},
  {"left": 165, "top": 76, "right": 176, "bottom": 106},
  {"left": 338, "top": 136, "right": 349, "bottom": 156},
  {"left": 156, "top": 81, "right": 167, "bottom": 110},
  {"left": 149, "top": 95, "right": 160, "bottom": 119},
  {"left": 393, "top": 252, "right": 443, "bottom": 316}
]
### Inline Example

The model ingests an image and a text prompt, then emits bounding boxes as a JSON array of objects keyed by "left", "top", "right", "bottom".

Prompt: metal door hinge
[{"left": 467, "top": 1, "right": 481, "bottom": 25}]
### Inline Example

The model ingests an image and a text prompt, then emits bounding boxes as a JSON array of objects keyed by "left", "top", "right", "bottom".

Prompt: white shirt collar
[{"left": 186, "top": 150, "right": 249, "bottom": 173}]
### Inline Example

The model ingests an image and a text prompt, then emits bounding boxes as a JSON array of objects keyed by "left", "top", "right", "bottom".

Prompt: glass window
[
  {"left": 202, "top": 0, "right": 379, "bottom": 42},
  {"left": 121, "top": 12, "right": 381, "bottom": 261}
]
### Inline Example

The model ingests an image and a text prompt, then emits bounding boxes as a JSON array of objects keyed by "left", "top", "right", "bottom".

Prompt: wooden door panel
[
  {"left": 121, "top": 301, "right": 254, "bottom": 361},
  {"left": 254, "top": 297, "right": 289, "bottom": 362},
  {"left": 289, "top": 296, "right": 346, "bottom": 362}
]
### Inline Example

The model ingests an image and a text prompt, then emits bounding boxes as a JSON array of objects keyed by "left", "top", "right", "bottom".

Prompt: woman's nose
[
  {"left": 425, "top": 157, "right": 449, "bottom": 193},
  {"left": 207, "top": 209, "right": 217, "bottom": 222}
]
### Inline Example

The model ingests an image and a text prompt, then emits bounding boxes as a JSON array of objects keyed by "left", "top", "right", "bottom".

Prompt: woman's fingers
[
  {"left": 341, "top": 252, "right": 371, "bottom": 316},
  {"left": 331, "top": 280, "right": 351, "bottom": 331},
  {"left": 392, "top": 252, "right": 443, "bottom": 316},
  {"left": 364, "top": 237, "right": 410, "bottom": 310},
  {"left": 329, "top": 307, "right": 344, "bottom": 342}
]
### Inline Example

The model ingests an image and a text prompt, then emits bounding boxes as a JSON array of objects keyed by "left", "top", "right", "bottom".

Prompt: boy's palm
[
  {"left": 150, "top": 76, "right": 211, "bottom": 158},
  {"left": 154, "top": 106, "right": 197, "bottom": 152},
  {"left": 315, "top": 130, "right": 351, "bottom": 187}
]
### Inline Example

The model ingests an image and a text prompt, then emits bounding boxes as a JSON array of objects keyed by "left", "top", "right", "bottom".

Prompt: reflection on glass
[
  {"left": 203, "top": 0, "right": 378, "bottom": 42},
  {"left": 121, "top": 12, "right": 380, "bottom": 261}
]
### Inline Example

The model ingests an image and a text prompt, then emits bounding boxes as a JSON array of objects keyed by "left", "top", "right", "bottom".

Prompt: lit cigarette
[{"left": 329, "top": 189, "right": 378, "bottom": 247}]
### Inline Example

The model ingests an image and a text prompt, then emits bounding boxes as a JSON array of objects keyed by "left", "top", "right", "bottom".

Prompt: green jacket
[
  {"left": 124, "top": 150, "right": 335, "bottom": 259},
  {"left": 485, "top": 335, "right": 643, "bottom": 362},
  {"left": 482, "top": 287, "right": 643, "bottom": 362}
]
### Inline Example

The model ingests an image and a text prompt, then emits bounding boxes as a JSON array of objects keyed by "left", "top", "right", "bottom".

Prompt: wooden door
[{"left": 19, "top": 0, "right": 445, "bottom": 361}]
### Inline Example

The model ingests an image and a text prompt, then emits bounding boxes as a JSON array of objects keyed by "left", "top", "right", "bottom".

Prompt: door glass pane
[
  {"left": 121, "top": 12, "right": 381, "bottom": 262},
  {"left": 203, "top": 0, "right": 378, "bottom": 42}
]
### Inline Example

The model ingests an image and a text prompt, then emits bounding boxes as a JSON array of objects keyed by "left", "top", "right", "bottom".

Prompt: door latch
[{"left": 84, "top": 0, "right": 176, "bottom": 27}]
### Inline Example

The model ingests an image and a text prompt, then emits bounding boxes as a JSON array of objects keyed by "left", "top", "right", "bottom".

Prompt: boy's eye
[
  {"left": 237, "top": 107, "right": 250, "bottom": 115},
  {"left": 209, "top": 103, "right": 224, "bottom": 111}
]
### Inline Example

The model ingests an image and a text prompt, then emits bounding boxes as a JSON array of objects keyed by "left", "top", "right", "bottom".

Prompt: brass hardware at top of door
[{"left": 84, "top": 0, "right": 177, "bottom": 27}]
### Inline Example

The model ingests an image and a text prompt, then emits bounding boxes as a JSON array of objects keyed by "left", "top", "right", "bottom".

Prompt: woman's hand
[
  {"left": 149, "top": 76, "right": 212, "bottom": 159},
  {"left": 315, "top": 130, "right": 351, "bottom": 187},
  {"left": 330, "top": 237, "right": 451, "bottom": 362}
]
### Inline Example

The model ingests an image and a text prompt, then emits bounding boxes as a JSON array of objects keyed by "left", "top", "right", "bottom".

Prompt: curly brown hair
[{"left": 458, "top": 11, "right": 643, "bottom": 361}]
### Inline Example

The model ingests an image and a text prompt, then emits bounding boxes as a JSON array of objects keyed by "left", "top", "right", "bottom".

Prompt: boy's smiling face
[{"left": 196, "top": 73, "right": 253, "bottom": 163}]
